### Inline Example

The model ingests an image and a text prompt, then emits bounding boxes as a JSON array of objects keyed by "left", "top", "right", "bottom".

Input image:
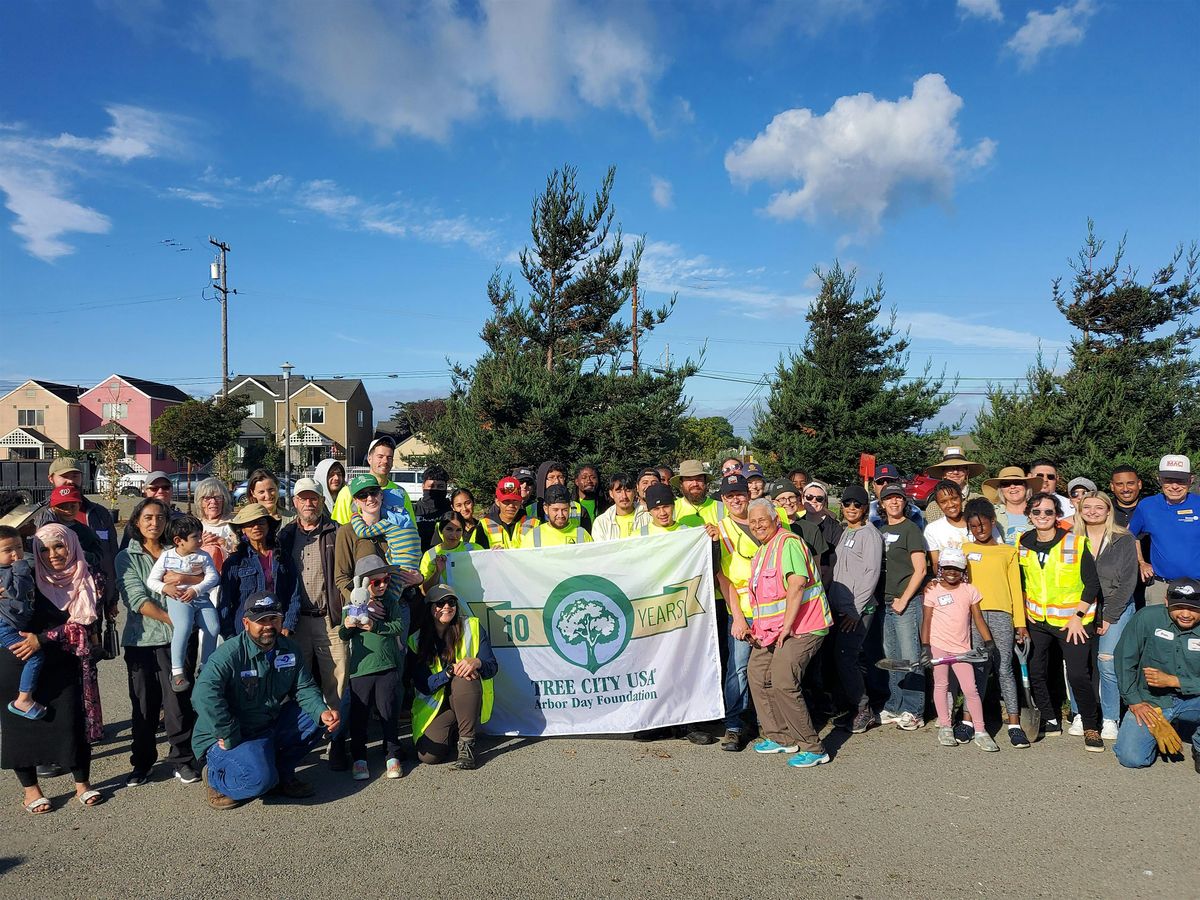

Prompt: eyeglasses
[
  {"left": 803, "top": 494, "right": 826, "bottom": 502},
  {"left": 354, "top": 487, "right": 382, "bottom": 500},
  {"left": 1029, "top": 508, "right": 1057, "bottom": 517},
  {"left": 431, "top": 599, "right": 457, "bottom": 609}
]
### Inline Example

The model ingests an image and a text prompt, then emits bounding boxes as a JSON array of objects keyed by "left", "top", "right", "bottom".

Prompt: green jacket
[
  {"left": 1115, "top": 605, "right": 1200, "bottom": 710},
  {"left": 117, "top": 540, "right": 173, "bottom": 648},
  {"left": 338, "top": 592, "right": 409, "bottom": 679},
  {"left": 191, "top": 630, "right": 328, "bottom": 758}
]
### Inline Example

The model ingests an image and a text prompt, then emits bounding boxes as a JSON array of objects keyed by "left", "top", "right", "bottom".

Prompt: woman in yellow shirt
[{"left": 419, "top": 512, "right": 479, "bottom": 593}]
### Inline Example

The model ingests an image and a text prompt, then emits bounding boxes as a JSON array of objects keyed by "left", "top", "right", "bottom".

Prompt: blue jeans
[
  {"left": 1114, "top": 696, "right": 1200, "bottom": 768},
  {"left": 723, "top": 625, "right": 752, "bottom": 731},
  {"left": 1097, "top": 604, "right": 1134, "bottom": 723},
  {"left": 0, "top": 620, "right": 42, "bottom": 695},
  {"left": 204, "top": 701, "right": 325, "bottom": 800},
  {"left": 882, "top": 599, "right": 924, "bottom": 716},
  {"left": 167, "top": 595, "right": 221, "bottom": 673}
]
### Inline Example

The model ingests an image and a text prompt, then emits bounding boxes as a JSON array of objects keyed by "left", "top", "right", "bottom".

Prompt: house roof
[
  {"left": 0, "top": 427, "right": 55, "bottom": 446},
  {"left": 30, "top": 380, "right": 83, "bottom": 404},
  {"left": 235, "top": 375, "right": 365, "bottom": 402},
  {"left": 120, "top": 375, "right": 192, "bottom": 403}
]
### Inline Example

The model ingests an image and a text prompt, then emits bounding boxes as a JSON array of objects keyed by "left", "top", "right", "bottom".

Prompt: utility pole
[
  {"left": 630, "top": 278, "right": 640, "bottom": 376},
  {"left": 209, "top": 237, "right": 233, "bottom": 398}
]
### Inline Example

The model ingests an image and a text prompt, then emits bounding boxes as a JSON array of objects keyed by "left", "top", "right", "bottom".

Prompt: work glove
[
  {"left": 983, "top": 639, "right": 996, "bottom": 655},
  {"left": 1144, "top": 706, "right": 1183, "bottom": 756},
  {"left": 918, "top": 644, "right": 933, "bottom": 667}
]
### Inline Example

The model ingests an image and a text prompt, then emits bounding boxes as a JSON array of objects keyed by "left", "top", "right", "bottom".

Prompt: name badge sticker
[
  {"left": 844, "top": 538, "right": 855, "bottom": 549},
  {"left": 967, "top": 552, "right": 982, "bottom": 561},
  {"left": 96, "top": 530, "right": 109, "bottom": 540},
  {"left": 274, "top": 653, "right": 297, "bottom": 670},
  {"left": 885, "top": 533, "right": 900, "bottom": 544},
  {"left": 1153, "top": 628, "right": 1175, "bottom": 641},
  {"left": 1188, "top": 638, "right": 1200, "bottom": 652},
  {"left": 937, "top": 594, "right": 954, "bottom": 606},
  {"left": 239, "top": 669, "right": 257, "bottom": 679}
]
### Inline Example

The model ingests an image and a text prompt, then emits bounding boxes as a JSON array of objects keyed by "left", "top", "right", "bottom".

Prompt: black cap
[
  {"left": 512, "top": 466, "right": 535, "bottom": 484},
  {"left": 425, "top": 583, "right": 459, "bottom": 606},
  {"left": 1166, "top": 578, "right": 1200, "bottom": 610},
  {"left": 637, "top": 467, "right": 661, "bottom": 481},
  {"left": 878, "top": 483, "right": 906, "bottom": 501},
  {"left": 244, "top": 591, "right": 285, "bottom": 621},
  {"left": 544, "top": 484, "right": 572, "bottom": 506},
  {"left": 841, "top": 484, "right": 869, "bottom": 505},
  {"left": 719, "top": 474, "right": 749, "bottom": 497},
  {"left": 644, "top": 483, "right": 675, "bottom": 510}
]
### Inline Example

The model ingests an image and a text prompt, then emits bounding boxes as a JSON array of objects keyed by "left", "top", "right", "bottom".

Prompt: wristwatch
[{"left": 1074, "top": 609, "right": 1086, "bottom": 618}]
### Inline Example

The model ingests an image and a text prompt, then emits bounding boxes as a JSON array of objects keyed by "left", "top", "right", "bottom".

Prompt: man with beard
[
  {"left": 192, "top": 593, "right": 340, "bottom": 809},
  {"left": 1110, "top": 465, "right": 1143, "bottom": 528},
  {"left": 414, "top": 464, "right": 451, "bottom": 551},
  {"left": 526, "top": 461, "right": 592, "bottom": 531},
  {"left": 573, "top": 464, "right": 605, "bottom": 522},
  {"left": 592, "top": 473, "right": 649, "bottom": 541},
  {"left": 671, "top": 460, "right": 725, "bottom": 530}
]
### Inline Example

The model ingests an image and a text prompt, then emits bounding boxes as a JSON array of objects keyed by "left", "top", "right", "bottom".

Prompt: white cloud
[
  {"left": 897, "top": 311, "right": 1065, "bottom": 351},
  {"left": 48, "top": 104, "right": 190, "bottom": 162},
  {"left": 640, "top": 240, "right": 811, "bottom": 315},
  {"left": 1006, "top": 0, "right": 1095, "bottom": 69},
  {"left": 724, "top": 74, "right": 995, "bottom": 240},
  {"left": 166, "top": 186, "right": 222, "bottom": 207},
  {"left": 958, "top": 0, "right": 1003, "bottom": 22},
  {"left": 198, "top": 0, "right": 663, "bottom": 141},
  {"left": 650, "top": 175, "right": 673, "bottom": 209},
  {"left": 0, "top": 161, "right": 111, "bottom": 261}
]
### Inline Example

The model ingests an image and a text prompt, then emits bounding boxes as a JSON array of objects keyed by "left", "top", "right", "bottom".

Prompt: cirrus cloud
[{"left": 1006, "top": 0, "right": 1095, "bottom": 70}]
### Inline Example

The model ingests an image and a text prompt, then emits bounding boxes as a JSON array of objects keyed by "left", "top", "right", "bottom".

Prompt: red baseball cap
[
  {"left": 495, "top": 477, "right": 522, "bottom": 503},
  {"left": 51, "top": 484, "right": 84, "bottom": 507}
]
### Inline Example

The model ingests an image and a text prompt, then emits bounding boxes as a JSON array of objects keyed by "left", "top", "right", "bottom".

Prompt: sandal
[
  {"left": 7, "top": 701, "right": 47, "bottom": 720},
  {"left": 24, "top": 796, "right": 51, "bottom": 815},
  {"left": 76, "top": 789, "right": 103, "bottom": 807}
]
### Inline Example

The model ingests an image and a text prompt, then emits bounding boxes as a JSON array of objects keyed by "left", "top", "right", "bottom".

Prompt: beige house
[{"left": 0, "top": 380, "right": 82, "bottom": 460}]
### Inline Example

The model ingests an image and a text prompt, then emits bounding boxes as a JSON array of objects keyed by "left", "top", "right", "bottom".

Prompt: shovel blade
[{"left": 1020, "top": 697, "right": 1041, "bottom": 739}]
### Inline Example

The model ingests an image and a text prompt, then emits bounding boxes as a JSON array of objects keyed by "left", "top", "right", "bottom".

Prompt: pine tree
[
  {"left": 751, "top": 262, "right": 952, "bottom": 485},
  {"left": 974, "top": 223, "right": 1200, "bottom": 483}
]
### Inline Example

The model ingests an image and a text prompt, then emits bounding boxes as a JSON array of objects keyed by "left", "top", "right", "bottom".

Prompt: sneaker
[
  {"left": 273, "top": 777, "right": 315, "bottom": 798},
  {"left": 937, "top": 726, "right": 958, "bottom": 747},
  {"left": 351, "top": 760, "right": 369, "bottom": 780},
  {"left": 385, "top": 758, "right": 403, "bottom": 779},
  {"left": 849, "top": 709, "right": 877, "bottom": 734},
  {"left": 879, "top": 709, "right": 903, "bottom": 726},
  {"left": 720, "top": 730, "right": 743, "bottom": 752},
  {"left": 1083, "top": 729, "right": 1105, "bottom": 752},
  {"left": 173, "top": 764, "right": 200, "bottom": 784},
  {"left": 1067, "top": 714, "right": 1084, "bottom": 736},
  {"left": 452, "top": 740, "right": 477, "bottom": 770},
  {"left": 786, "top": 751, "right": 831, "bottom": 768},
  {"left": 205, "top": 784, "right": 239, "bottom": 810},
  {"left": 170, "top": 673, "right": 190, "bottom": 693},
  {"left": 953, "top": 722, "right": 974, "bottom": 744},
  {"left": 125, "top": 770, "right": 150, "bottom": 788},
  {"left": 1008, "top": 727, "right": 1031, "bottom": 749},
  {"left": 896, "top": 712, "right": 924, "bottom": 731},
  {"left": 752, "top": 738, "right": 799, "bottom": 754},
  {"left": 973, "top": 731, "right": 1000, "bottom": 752},
  {"left": 1040, "top": 720, "right": 1063, "bottom": 738},
  {"left": 1101, "top": 719, "right": 1119, "bottom": 741}
]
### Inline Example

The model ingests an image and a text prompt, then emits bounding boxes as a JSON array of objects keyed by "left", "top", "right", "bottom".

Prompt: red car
[{"left": 903, "top": 471, "right": 940, "bottom": 509}]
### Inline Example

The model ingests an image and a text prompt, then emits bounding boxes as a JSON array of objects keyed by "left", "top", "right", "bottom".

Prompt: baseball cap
[
  {"left": 544, "top": 484, "right": 571, "bottom": 506},
  {"left": 770, "top": 481, "right": 797, "bottom": 499},
  {"left": 644, "top": 483, "right": 675, "bottom": 510},
  {"left": 1166, "top": 578, "right": 1200, "bottom": 610},
  {"left": 873, "top": 463, "right": 900, "bottom": 483},
  {"left": 368, "top": 435, "right": 397, "bottom": 452},
  {"left": 292, "top": 477, "right": 322, "bottom": 498},
  {"left": 842, "top": 484, "right": 870, "bottom": 505},
  {"left": 742, "top": 463, "right": 765, "bottom": 481},
  {"left": 48, "top": 457, "right": 82, "bottom": 476},
  {"left": 354, "top": 554, "right": 393, "bottom": 580},
  {"left": 50, "top": 484, "right": 83, "bottom": 507},
  {"left": 1067, "top": 477, "right": 1097, "bottom": 494},
  {"left": 424, "top": 583, "right": 459, "bottom": 606},
  {"left": 1159, "top": 454, "right": 1192, "bottom": 479},
  {"left": 349, "top": 474, "right": 380, "bottom": 497},
  {"left": 511, "top": 467, "right": 536, "bottom": 484},
  {"left": 244, "top": 591, "right": 284, "bottom": 621},
  {"left": 939, "top": 547, "right": 968, "bottom": 570},
  {"left": 719, "top": 474, "right": 749, "bottom": 497},
  {"left": 878, "top": 483, "right": 906, "bottom": 501},
  {"left": 144, "top": 471, "right": 171, "bottom": 487},
  {"left": 495, "top": 477, "right": 522, "bottom": 502}
]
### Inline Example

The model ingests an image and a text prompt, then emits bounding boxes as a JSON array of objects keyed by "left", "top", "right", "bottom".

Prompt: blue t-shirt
[
  {"left": 1128, "top": 493, "right": 1200, "bottom": 581},
  {"left": 1003, "top": 511, "right": 1029, "bottom": 545}
]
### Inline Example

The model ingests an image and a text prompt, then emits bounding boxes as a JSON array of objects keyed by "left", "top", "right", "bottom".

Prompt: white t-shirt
[{"left": 923, "top": 518, "right": 1003, "bottom": 552}]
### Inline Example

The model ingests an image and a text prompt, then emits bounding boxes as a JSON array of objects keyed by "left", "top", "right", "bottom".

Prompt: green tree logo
[{"left": 543, "top": 575, "right": 633, "bottom": 673}]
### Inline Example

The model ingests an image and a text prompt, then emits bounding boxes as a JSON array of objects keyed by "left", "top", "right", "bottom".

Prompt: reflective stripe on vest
[
  {"left": 748, "top": 529, "right": 830, "bottom": 637},
  {"left": 483, "top": 517, "right": 521, "bottom": 550},
  {"left": 1019, "top": 532, "right": 1094, "bottom": 627},
  {"left": 408, "top": 617, "right": 494, "bottom": 741},
  {"left": 528, "top": 519, "right": 585, "bottom": 547}
]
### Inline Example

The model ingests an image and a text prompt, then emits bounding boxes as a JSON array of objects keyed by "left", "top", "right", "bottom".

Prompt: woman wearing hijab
[{"left": 1, "top": 524, "right": 104, "bottom": 812}]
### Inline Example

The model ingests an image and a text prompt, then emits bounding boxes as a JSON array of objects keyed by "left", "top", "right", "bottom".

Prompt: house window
[
  {"left": 298, "top": 406, "right": 325, "bottom": 425},
  {"left": 17, "top": 409, "right": 44, "bottom": 427},
  {"left": 245, "top": 400, "right": 264, "bottom": 418},
  {"left": 102, "top": 403, "right": 128, "bottom": 420},
  {"left": 155, "top": 444, "right": 166, "bottom": 460},
  {"left": 357, "top": 409, "right": 364, "bottom": 427}
]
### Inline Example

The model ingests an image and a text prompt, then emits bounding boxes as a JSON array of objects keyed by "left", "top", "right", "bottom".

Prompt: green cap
[{"left": 349, "top": 474, "right": 380, "bottom": 498}]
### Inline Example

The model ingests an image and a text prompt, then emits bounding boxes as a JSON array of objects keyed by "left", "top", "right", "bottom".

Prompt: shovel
[
  {"left": 1013, "top": 639, "right": 1041, "bottom": 739},
  {"left": 875, "top": 648, "right": 988, "bottom": 673}
]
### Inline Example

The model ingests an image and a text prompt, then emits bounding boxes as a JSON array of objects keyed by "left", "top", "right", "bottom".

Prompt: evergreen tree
[
  {"left": 974, "top": 223, "right": 1200, "bottom": 483},
  {"left": 751, "top": 262, "right": 953, "bottom": 485}
]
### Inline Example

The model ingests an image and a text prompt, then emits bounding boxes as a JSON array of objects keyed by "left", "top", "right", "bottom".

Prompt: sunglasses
[
  {"left": 431, "top": 599, "right": 457, "bottom": 609},
  {"left": 368, "top": 576, "right": 390, "bottom": 587},
  {"left": 803, "top": 494, "right": 826, "bottom": 502},
  {"left": 1035, "top": 473, "right": 1058, "bottom": 481},
  {"left": 1030, "top": 508, "right": 1057, "bottom": 517},
  {"left": 874, "top": 478, "right": 897, "bottom": 485},
  {"left": 842, "top": 500, "right": 865, "bottom": 509},
  {"left": 998, "top": 481, "right": 1024, "bottom": 488},
  {"left": 354, "top": 487, "right": 382, "bottom": 500}
]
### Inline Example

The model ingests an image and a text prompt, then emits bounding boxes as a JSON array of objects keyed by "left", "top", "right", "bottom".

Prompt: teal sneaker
[
  {"left": 752, "top": 738, "right": 800, "bottom": 754},
  {"left": 786, "top": 751, "right": 831, "bottom": 768}
]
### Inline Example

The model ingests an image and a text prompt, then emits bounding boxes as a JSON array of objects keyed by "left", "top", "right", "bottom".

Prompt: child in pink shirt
[{"left": 921, "top": 547, "right": 997, "bottom": 752}]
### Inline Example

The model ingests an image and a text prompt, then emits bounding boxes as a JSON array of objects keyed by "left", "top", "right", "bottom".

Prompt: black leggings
[
  {"left": 14, "top": 763, "right": 90, "bottom": 788},
  {"left": 1028, "top": 618, "right": 1099, "bottom": 731}
]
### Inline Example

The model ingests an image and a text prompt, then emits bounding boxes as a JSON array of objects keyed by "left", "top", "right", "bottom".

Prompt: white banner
[{"left": 445, "top": 529, "right": 723, "bottom": 736}]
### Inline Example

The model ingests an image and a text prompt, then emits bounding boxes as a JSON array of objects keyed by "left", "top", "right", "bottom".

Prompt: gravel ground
[{"left": 0, "top": 656, "right": 1193, "bottom": 900}]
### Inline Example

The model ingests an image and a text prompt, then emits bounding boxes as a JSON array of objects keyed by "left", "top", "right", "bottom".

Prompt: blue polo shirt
[{"left": 1128, "top": 493, "right": 1200, "bottom": 580}]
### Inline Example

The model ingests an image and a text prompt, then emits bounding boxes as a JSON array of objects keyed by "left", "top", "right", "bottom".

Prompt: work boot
[
  {"left": 452, "top": 740, "right": 477, "bottom": 770},
  {"left": 272, "top": 776, "right": 315, "bottom": 798},
  {"left": 1192, "top": 746, "right": 1199, "bottom": 775},
  {"left": 205, "top": 785, "right": 239, "bottom": 810},
  {"left": 327, "top": 739, "right": 349, "bottom": 771}
]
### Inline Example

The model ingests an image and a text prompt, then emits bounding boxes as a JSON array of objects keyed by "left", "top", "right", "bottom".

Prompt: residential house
[
  {"left": 79, "top": 375, "right": 191, "bottom": 473},
  {"left": 0, "top": 380, "right": 83, "bottom": 460},
  {"left": 225, "top": 375, "right": 373, "bottom": 470}
]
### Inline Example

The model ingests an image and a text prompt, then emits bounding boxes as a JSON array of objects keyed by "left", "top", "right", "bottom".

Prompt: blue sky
[{"left": 2, "top": 0, "right": 1197, "bottom": 435}]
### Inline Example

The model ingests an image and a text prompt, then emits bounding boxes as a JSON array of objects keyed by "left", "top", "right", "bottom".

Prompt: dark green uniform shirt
[{"left": 1115, "top": 605, "right": 1200, "bottom": 710}]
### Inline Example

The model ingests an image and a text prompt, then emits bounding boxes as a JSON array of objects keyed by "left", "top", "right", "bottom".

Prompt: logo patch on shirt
[
  {"left": 274, "top": 652, "right": 297, "bottom": 669},
  {"left": 1187, "top": 638, "right": 1200, "bottom": 652},
  {"left": 1153, "top": 628, "right": 1175, "bottom": 641}
]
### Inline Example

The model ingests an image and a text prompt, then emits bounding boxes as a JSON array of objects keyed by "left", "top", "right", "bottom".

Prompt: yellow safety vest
[
  {"left": 521, "top": 518, "right": 591, "bottom": 547},
  {"left": 1019, "top": 532, "right": 1096, "bottom": 627},
  {"left": 419, "top": 542, "right": 479, "bottom": 581},
  {"left": 481, "top": 516, "right": 523, "bottom": 550},
  {"left": 407, "top": 617, "right": 494, "bottom": 740},
  {"left": 717, "top": 518, "right": 758, "bottom": 618},
  {"left": 675, "top": 496, "right": 725, "bottom": 529},
  {"left": 639, "top": 521, "right": 690, "bottom": 536}
]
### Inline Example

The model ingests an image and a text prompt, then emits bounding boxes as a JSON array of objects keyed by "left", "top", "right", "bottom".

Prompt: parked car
[
  {"left": 94, "top": 461, "right": 146, "bottom": 497},
  {"left": 166, "top": 471, "right": 211, "bottom": 501},
  {"left": 903, "top": 471, "right": 940, "bottom": 509}
]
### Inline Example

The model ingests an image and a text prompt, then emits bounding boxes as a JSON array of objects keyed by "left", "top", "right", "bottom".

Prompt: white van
[{"left": 343, "top": 466, "right": 426, "bottom": 501}]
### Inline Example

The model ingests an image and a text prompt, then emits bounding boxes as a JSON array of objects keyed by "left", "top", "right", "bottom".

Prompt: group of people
[{"left": 2, "top": 439, "right": 1198, "bottom": 813}]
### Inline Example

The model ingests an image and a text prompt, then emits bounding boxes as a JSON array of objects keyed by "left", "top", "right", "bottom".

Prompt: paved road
[{"left": 1, "top": 658, "right": 1193, "bottom": 900}]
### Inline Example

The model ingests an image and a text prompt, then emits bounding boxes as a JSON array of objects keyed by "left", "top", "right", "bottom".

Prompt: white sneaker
[
  {"left": 879, "top": 709, "right": 903, "bottom": 726},
  {"left": 1101, "top": 719, "right": 1119, "bottom": 740},
  {"left": 1067, "top": 714, "right": 1084, "bottom": 736},
  {"left": 896, "top": 712, "right": 925, "bottom": 731}
]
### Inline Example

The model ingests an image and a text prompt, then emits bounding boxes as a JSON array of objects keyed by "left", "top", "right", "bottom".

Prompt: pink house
[{"left": 79, "top": 374, "right": 191, "bottom": 473}]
